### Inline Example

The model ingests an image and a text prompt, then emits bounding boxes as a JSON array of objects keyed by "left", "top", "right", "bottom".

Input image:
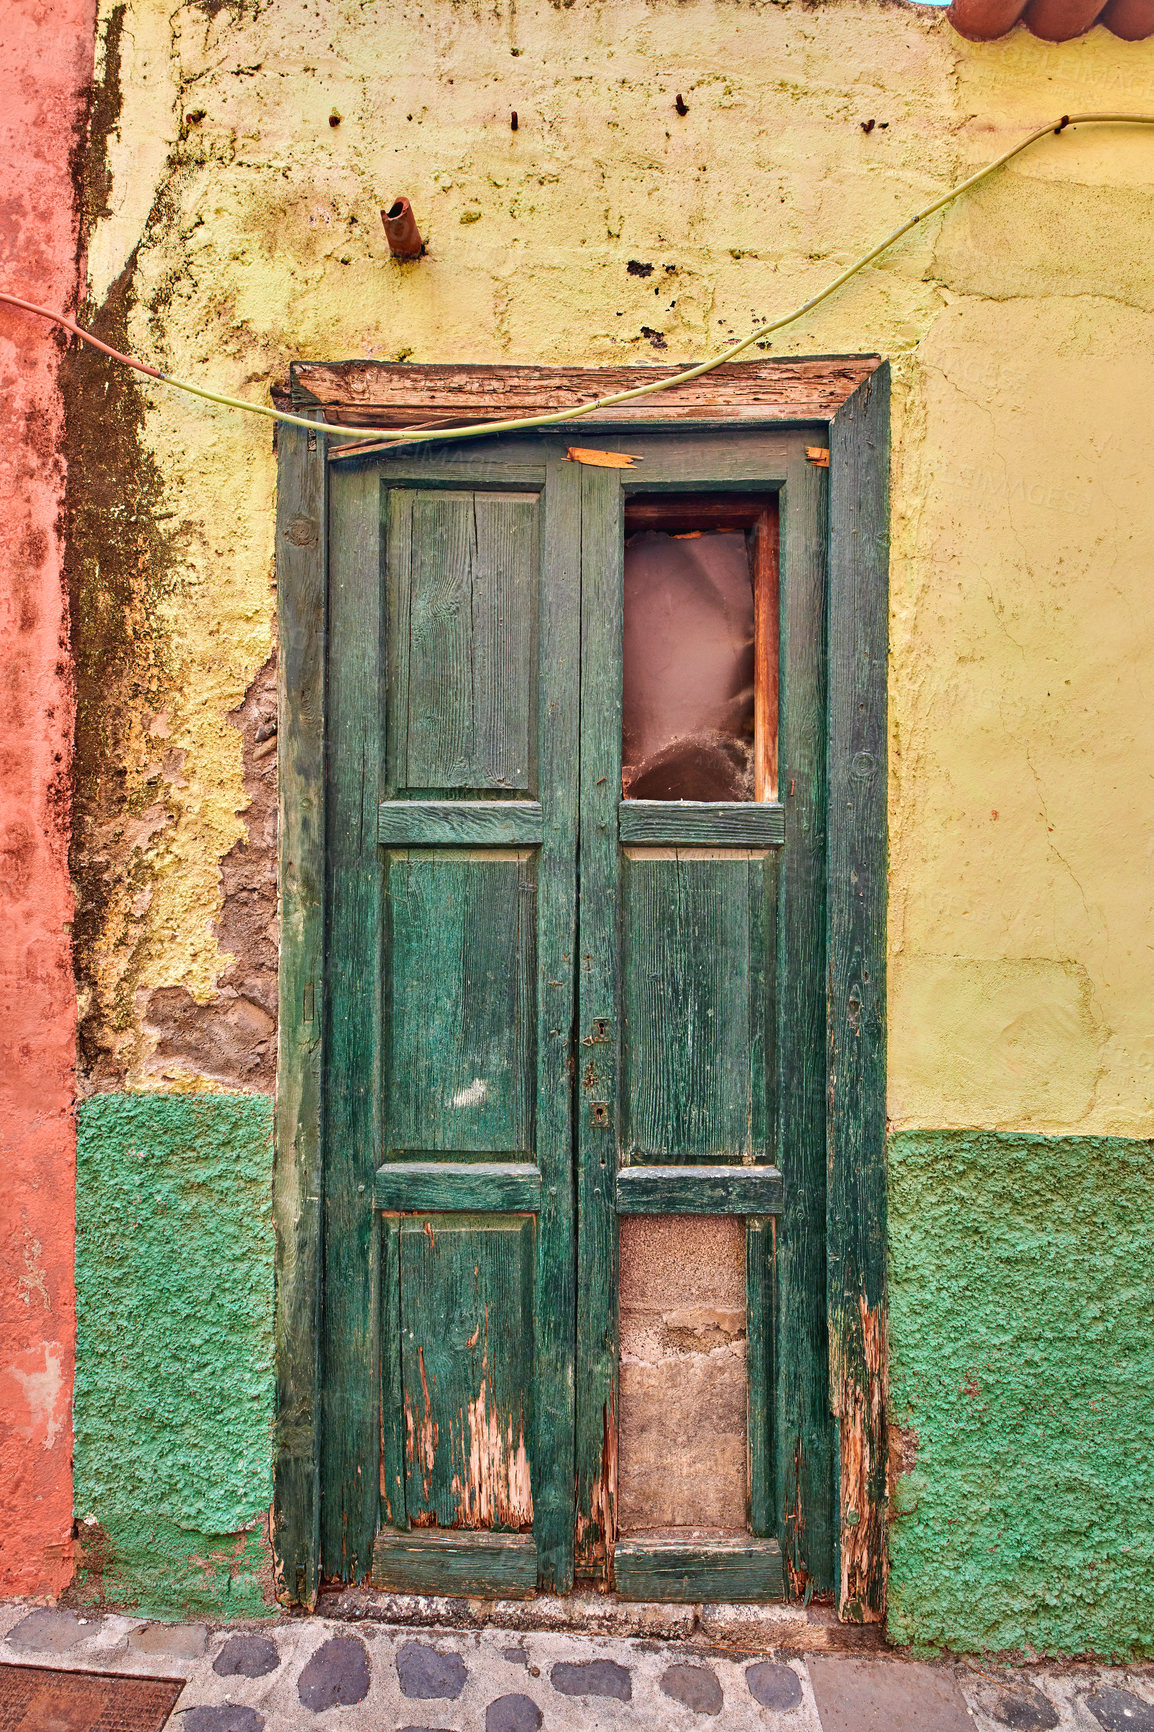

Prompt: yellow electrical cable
[
  {"left": 339, "top": 111, "right": 1154, "bottom": 455},
  {"left": 3, "top": 112, "right": 1152, "bottom": 450}
]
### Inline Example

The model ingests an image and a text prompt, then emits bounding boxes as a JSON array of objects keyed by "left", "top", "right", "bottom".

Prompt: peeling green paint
[
  {"left": 888, "top": 1131, "right": 1154, "bottom": 1658},
  {"left": 74, "top": 1092, "right": 275, "bottom": 1619}
]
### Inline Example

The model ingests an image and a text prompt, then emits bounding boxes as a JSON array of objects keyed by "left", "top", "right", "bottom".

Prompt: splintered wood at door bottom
[{"left": 390, "top": 1214, "right": 536, "bottom": 1534}]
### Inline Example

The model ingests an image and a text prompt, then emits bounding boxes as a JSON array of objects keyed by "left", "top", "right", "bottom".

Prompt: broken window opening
[{"left": 621, "top": 494, "right": 779, "bottom": 803}]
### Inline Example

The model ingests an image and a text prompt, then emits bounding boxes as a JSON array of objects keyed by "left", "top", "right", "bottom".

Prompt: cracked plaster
[{"left": 70, "top": 0, "right": 1154, "bottom": 1132}]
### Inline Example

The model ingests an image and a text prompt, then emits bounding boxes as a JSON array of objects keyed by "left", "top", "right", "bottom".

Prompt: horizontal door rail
[
  {"left": 616, "top": 1164, "right": 783, "bottom": 1215},
  {"left": 378, "top": 800, "right": 543, "bottom": 846},
  {"left": 618, "top": 801, "right": 785, "bottom": 846},
  {"left": 375, "top": 1161, "right": 543, "bottom": 1213},
  {"left": 373, "top": 1530, "right": 537, "bottom": 1597},
  {"left": 615, "top": 1536, "right": 783, "bottom": 1602}
]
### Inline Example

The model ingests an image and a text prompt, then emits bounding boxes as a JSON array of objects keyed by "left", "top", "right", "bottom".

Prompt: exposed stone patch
[
  {"left": 6, "top": 1610, "right": 95, "bottom": 1653},
  {"left": 1084, "top": 1687, "right": 1154, "bottom": 1732},
  {"left": 396, "top": 1639, "right": 468, "bottom": 1700},
  {"left": 985, "top": 1685, "right": 1060, "bottom": 1730},
  {"left": 129, "top": 1621, "right": 208, "bottom": 1659},
  {"left": 64, "top": 248, "right": 182, "bottom": 1092},
  {"left": 502, "top": 1647, "right": 530, "bottom": 1666},
  {"left": 618, "top": 1215, "right": 747, "bottom": 1532},
  {"left": 213, "top": 1633, "right": 280, "bottom": 1678},
  {"left": 746, "top": 1660, "right": 803, "bottom": 1710},
  {"left": 550, "top": 1658, "right": 632, "bottom": 1700},
  {"left": 660, "top": 1662, "right": 723, "bottom": 1715},
  {"left": 182, "top": 1709, "right": 266, "bottom": 1732},
  {"left": 296, "top": 1635, "right": 371, "bottom": 1710},
  {"left": 143, "top": 653, "right": 278, "bottom": 1088},
  {"left": 485, "top": 1694, "right": 543, "bottom": 1732}
]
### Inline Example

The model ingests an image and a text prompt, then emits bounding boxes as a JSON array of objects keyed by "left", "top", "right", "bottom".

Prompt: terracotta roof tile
[{"left": 948, "top": 0, "right": 1153, "bottom": 37}]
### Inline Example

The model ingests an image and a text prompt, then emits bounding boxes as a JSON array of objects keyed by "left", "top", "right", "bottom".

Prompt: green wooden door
[
  {"left": 317, "top": 429, "right": 832, "bottom": 1603},
  {"left": 573, "top": 437, "right": 831, "bottom": 1602},
  {"left": 322, "top": 451, "right": 580, "bottom": 1594}
]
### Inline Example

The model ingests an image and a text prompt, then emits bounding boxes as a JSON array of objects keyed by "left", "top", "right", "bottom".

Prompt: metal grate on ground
[{"left": 0, "top": 1662, "right": 182, "bottom": 1732}]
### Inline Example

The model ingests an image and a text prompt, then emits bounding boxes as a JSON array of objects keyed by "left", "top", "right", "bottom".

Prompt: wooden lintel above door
[{"left": 283, "top": 355, "right": 883, "bottom": 431}]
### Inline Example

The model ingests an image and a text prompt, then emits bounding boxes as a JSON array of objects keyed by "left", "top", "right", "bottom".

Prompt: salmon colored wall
[{"left": 0, "top": 0, "right": 95, "bottom": 1598}]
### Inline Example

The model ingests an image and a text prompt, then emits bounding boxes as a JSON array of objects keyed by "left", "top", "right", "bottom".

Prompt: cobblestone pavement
[{"left": 2, "top": 1599, "right": 1152, "bottom": 1731}]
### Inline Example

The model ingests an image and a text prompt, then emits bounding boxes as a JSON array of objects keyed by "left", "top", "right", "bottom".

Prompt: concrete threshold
[{"left": 320, "top": 1585, "right": 888, "bottom": 1653}]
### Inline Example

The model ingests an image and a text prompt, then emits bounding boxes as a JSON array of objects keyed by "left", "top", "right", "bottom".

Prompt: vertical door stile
[
  {"left": 273, "top": 416, "right": 326, "bottom": 1609},
  {"left": 775, "top": 448, "right": 835, "bottom": 1596},
  {"left": 574, "top": 464, "right": 625, "bottom": 1581},
  {"left": 532, "top": 454, "right": 582, "bottom": 1592},
  {"left": 320, "top": 461, "right": 385, "bottom": 1582}
]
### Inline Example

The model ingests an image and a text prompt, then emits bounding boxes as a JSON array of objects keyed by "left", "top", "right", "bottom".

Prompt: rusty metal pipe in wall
[{"left": 381, "top": 197, "right": 424, "bottom": 260}]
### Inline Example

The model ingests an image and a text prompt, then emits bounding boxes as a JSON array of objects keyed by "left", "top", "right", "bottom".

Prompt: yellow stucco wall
[{"left": 81, "top": 0, "right": 1154, "bottom": 1133}]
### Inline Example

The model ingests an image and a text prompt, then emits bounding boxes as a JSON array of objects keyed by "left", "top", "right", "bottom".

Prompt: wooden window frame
[{"left": 272, "top": 357, "right": 889, "bottom": 1622}]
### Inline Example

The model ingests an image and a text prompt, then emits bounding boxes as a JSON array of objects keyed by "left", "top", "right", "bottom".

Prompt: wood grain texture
[
  {"left": 378, "top": 800, "right": 543, "bottom": 845},
  {"left": 624, "top": 493, "right": 769, "bottom": 533},
  {"left": 615, "top": 1165, "right": 782, "bottom": 1214},
  {"left": 614, "top": 1537, "right": 784, "bottom": 1602},
  {"left": 774, "top": 445, "right": 835, "bottom": 1600},
  {"left": 398, "top": 1213, "right": 536, "bottom": 1532},
  {"left": 372, "top": 1529, "right": 538, "bottom": 1596},
  {"left": 377, "top": 453, "right": 580, "bottom": 1592},
  {"left": 529, "top": 454, "right": 582, "bottom": 1592},
  {"left": 622, "top": 855, "right": 759, "bottom": 1163},
  {"left": 753, "top": 508, "right": 781, "bottom": 802},
  {"left": 384, "top": 850, "right": 536, "bottom": 1156},
  {"left": 291, "top": 356, "right": 883, "bottom": 429},
  {"left": 380, "top": 1214, "right": 405, "bottom": 1528},
  {"left": 320, "top": 462, "right": 385, "bottom": 1582},
  {"left": 390, "top": 489, "right": 537, "bottom": 792},
  {"left": 747, "top": 1216, "right": 776, "bottom": 1536},
  {"left": 618, "top": 802, "right": 785, "bottom": 845},
  {"left": 272, "top": 418, "right": 326, "bottom": 1608},
  {"left": 375, "top": 1163, "right": 542, "bottom": 1212},
  {"left": 574, "top": 464, "right": 624, "bottom": 1582},
  {"left": 827, "top": 366, "right": 890, "bottom": 1624}
]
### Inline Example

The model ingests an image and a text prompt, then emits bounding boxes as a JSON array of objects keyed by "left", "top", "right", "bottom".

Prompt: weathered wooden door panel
[
  {"left": 322, "top": 452, "right": 579, "bottom": 1596},
  {"left": 281, "top": 377, "right": 888, "bottom": 1618},
  {"left": 621, "top": 850, "right": 776, "bottom": 1164},
  {"left": 574, "top": 444, "right": 829, "bottom": 1603},
  {"left": 387, "top": 488, "right": 538, "bottom": 793},
  {"left": 384, "top": 850, "right": 537, "bottom": 1157},
  {"left": 308, "top": 420, "right": 878, "bottom": 1609},
  {"left": 390, "top": 1213, "right": 535, "bottom": 1531}
]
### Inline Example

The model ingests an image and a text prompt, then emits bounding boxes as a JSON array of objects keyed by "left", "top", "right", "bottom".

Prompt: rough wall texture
[
  {"left": 888, "top": 1131, "right": 1154, "bottom": 1658},
  {"left": 618, "top": 1215, "right": 747, "bottom": 1534},
  {"left": 67, "top": 0, "right": 1154, "bottom": 1648},
  {"left": 70, "top": 0, "right": 1154, "bottom": 1119},
  {"left": 73, "top": 1093, "right": 275, "bottom": 1619},
  {"left": 0, "top": 0, "right": 95, "bottom": 1600}
]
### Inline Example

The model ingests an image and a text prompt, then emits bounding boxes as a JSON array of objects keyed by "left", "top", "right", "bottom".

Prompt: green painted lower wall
[
  {"left": 74, "top": 1092, "right": 275, "bottom": 1619},
  {"left": 888, "top": 1130, "right": 1154, "bottom": 1658},
  {"left": 72, "top": 1101, "right": 1154, "bottom": 1645}
]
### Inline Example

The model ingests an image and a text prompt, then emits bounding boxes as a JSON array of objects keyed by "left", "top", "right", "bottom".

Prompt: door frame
[{"left": 271, "top": 358, "right": 889, "bottom": 1622}]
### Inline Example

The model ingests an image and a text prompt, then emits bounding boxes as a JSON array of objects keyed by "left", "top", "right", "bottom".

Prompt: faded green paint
[
  {"left": 888, "top": 1131, "right": 1154, "bottom": 1658},
  {"left": 74, "top": 1093, "right": 275, "bottom": 1619}
]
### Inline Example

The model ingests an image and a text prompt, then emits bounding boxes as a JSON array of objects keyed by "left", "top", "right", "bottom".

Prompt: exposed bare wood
[
  {"left": 289, "top": 356, "right": 883, "bottom": 430},
  {"left": 753, "top": 506, "right": 780, "bottom": 802},
  {"left": 624, "top": 493, "right": 768, "bottom": 533},
  {"left": 566, "top": 447, "right": 640, "bottom": 467}
]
